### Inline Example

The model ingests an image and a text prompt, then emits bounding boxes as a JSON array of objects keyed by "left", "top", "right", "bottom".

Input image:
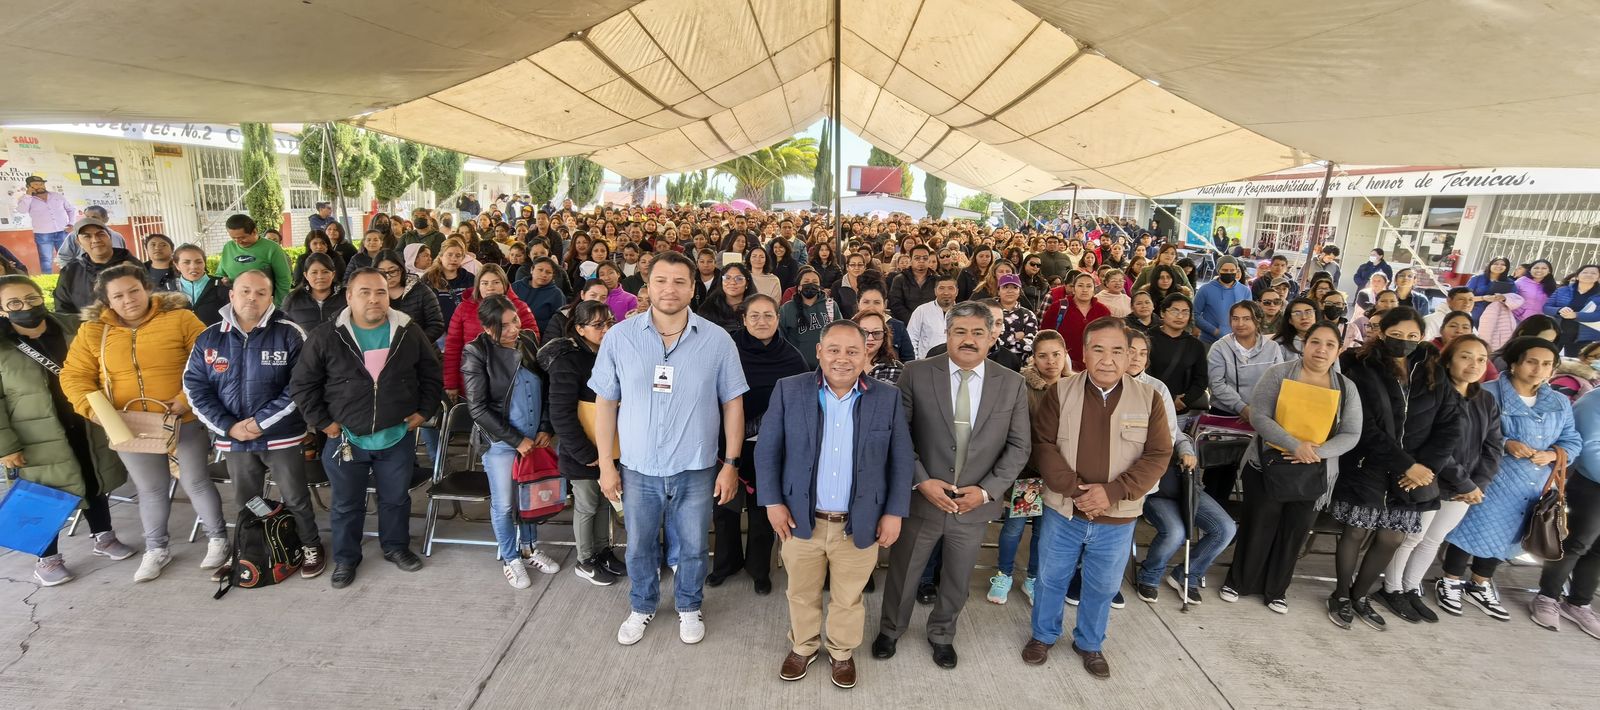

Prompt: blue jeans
[
  {"left": 33, "top": 230, "right": 65, "bottom": 274},
  {"left": 483, "top": 441, "right": 540, "bottom": 562},
  {"left": 998, "top": 515, "right": 1042, "bottom": 578},
  {"left": 1030, "top": 508, "right": 1135, "bottom": 652},
  {"left": 1137, "top": 492, "right": 1237, "bottom": 588},
  {"left": 322, "top": 431, "right": 417, "bottom": 566},
  {"left": 622, "top": 466, "right": 714, "bottom": 614}
]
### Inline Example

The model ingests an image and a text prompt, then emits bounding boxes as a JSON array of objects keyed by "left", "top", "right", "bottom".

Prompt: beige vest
[{"left": 1044, "top": 373, "right": 1159, "bottom": 520}]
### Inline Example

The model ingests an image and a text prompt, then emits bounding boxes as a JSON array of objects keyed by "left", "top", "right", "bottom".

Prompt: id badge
[{"left": 653, "top": 364, "right": 674, "bottom": 394}]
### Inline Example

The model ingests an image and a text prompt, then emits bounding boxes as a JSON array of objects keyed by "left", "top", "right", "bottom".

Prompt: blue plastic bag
[{"left": 0, "top": 479, "right": 81, "bottom": 556}]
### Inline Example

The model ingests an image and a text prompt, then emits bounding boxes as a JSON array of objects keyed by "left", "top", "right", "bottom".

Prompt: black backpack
[{"left": 213, "top": 499, "right": 303, "bottom": 599}]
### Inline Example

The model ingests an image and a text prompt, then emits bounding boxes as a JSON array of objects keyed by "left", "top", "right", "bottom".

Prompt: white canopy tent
[{"left": 5, "top": 0, "right": 1599, "bottom": 201}]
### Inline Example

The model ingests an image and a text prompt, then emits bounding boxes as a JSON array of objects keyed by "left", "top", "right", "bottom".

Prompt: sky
[{"left": 603, "top": 119, "right": 980, "bottom": 205}]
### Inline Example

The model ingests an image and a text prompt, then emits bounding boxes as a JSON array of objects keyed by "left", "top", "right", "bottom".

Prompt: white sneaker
[
  {"left": 503, "top": 561, "right": 532, "bottom": 589},
  {"left": 679, "top": 610, "right": 706, "bottom": 644},
  {"left": 134, "top": 548, "right": 172, "bottom": 582},
  {"left": 526, "top": 548, "right": 561, "bottom": 574},
  {"left": 617, "top": 611, "right": 654, "bottom": 645},
  {"left": 199, "top": 537, "right": 230, "bottom": 570}
]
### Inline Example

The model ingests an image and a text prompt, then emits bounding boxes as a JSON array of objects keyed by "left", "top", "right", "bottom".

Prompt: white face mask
[{"left": 1369, "top": 255, "right": 1381, "bottom": 264}]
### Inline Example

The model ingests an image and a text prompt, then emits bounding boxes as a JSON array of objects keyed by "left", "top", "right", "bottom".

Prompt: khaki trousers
[{"left": 779, "top": 517, "right": 879, "bottom": 660}]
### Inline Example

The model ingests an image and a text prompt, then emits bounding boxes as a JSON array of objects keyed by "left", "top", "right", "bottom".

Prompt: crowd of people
[{"left": 3, "top": 195, "right": 1600, "bottom": 690}]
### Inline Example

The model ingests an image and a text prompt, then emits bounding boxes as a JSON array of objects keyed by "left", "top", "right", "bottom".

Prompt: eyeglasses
[
  {"left": 745, "top": 313, "right": 777, "bottom": 322},
  {"left": 723, "top": 275, "right": 746, "bottom": 283},
  {"left": 1260, "top": 299, "right": 1283, "bottom": 306},
  {"left": 2, "top": 295, "right": 45, "bottom": 311},
  {"left": 377, "top": 268, "right": 402, "bottom": 277},
  {"left": 862, "top": 329, "right": 885, "bottom": 340}
]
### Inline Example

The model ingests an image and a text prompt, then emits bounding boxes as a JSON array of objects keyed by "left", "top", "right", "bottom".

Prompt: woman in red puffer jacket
[{"left": 443, "top": 264, "right": 538, "bottom": 397}]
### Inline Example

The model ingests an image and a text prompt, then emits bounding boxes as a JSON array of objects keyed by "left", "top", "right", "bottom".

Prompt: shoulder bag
[{"left": 1523, "top": 448, "right": 1569, "bottom": 562}]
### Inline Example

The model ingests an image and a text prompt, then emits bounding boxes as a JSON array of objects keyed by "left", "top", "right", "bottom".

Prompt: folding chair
[
  {"left": 188, "top": 456, "right": 234, "bottom": 543},
  {"left": 422, "top": 401, "right": 496, "bottom": 555}
]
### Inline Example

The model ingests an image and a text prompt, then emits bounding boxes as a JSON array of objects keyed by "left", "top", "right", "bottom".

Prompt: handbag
[
  {"left": 1257, "top": 445, "right": 1328, "bottom": 503},
  {"left": 1523, "top": 448, "right": 1569, "bottom": 562},
  {"left": 1005, "top": 477, "right": 1044, "bottom": 518},
  {"left": 97, "top": 327, "right": 181, "bottom": 471}
]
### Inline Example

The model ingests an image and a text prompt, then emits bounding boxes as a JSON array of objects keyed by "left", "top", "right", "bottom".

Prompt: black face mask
[
  {"left": 1322, "top": 305, "right": 1345, "bottom": 321},
  {"left": 1380, "top": 337, "right": 1420, "bottom": 359},
  {"left": 799, "top": 284, "right": 821, "bottom": 299},
  {"left": 1217, "top": 272, "right": 1237, "bottom": 285},
  {"left": 6, "top": 304, "right": 48, "bottom": 329}
]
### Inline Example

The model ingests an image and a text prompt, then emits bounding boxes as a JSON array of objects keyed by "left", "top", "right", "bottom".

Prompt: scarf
[{"left": 733, "top": 328, "right": 808, "bottom": 436}]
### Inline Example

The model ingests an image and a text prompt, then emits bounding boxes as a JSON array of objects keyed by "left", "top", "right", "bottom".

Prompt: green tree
[
  {"left": 372, "top": 137, "right": 427, "bottom": 209},
  {"left": 958, "top": 192, "right": 994, "bottom": 215},
  {"left": 810, "top": 122, "right": 833, "bottom": 205},
  {"left": 666, "top": 169, "right": 723, "bottom": 205},
  {"left": 924, "top": 174, "right": 947, "bottom": 219},
  {"left": 239, "top": 123, "right": 284, "bottom": 231},
  {"left": 296, "top": 123, "right": 377, "bottom": 199},
  {"left": 1001, "top": 198, "right": 1025, "bottom": 228},
  {"left": 767, "top": 180, "right": 785, "bottom": 207},
  {"left": 715, "top": 137, "right": 818, "bottom": 208},
  {"left": 420, "top": 149, "right": 468, "bottom": 202},
  {"left": 524, "top": 158, "right": 563, "bottom": 207},
  {"left": 565, "top": 156, "right": 605, "bottom": 208}
]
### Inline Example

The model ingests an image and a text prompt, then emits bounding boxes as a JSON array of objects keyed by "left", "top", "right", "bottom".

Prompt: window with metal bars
[
  {"left": 1477, "top": 194, "right": 1600, "bottom": 277},
  {"left": 1253, "top": 198, "right": 1331, "bottom": 255}
]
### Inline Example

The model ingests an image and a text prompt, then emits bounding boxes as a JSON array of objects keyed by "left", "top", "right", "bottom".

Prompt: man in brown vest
[{"left": 1021, "top": 316, "right": 1172, "bottom": 678}]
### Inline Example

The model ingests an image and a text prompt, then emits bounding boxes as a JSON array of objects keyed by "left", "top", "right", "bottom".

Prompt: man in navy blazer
[{"left": 756, "top": 320, "right": 914, "bottom": 690}]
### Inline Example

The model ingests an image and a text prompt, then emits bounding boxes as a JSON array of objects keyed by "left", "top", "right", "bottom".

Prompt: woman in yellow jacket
[{"left": 60, "top": 264, "right": 228, "bottom": 583}]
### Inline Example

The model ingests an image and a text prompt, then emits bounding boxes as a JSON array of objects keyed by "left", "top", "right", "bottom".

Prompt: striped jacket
[{"left": 182, "top": 304, "right": 308, "bottom": 452}]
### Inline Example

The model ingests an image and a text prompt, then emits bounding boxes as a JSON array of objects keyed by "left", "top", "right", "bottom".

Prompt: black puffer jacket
[
  {"left": 1438, "top": 385, "right": 1504, "bottom": 497},
  {"left": 536, "top": 336, "right": 603, "bottom": 480},
  {"left": 1336, "top": 344, "right": 1463, "bottom": 509},
  {"left": 461, "top": 331, "right": 546, "bottom": 446},
  {"left": 280, "top": 284, "right": 347, "bottom": 332},
  {"left": 392, "top": 276, "right": 445, "bottom": 342}
]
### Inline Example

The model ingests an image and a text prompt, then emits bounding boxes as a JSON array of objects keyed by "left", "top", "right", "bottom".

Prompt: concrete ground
[{"left": 1, "top": 483, "right": 1597, "bottom": 710}]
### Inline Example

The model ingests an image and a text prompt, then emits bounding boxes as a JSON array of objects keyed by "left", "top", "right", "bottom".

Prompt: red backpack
[{"left": 514, "top": 447, "right": 565, "bottom": 523}]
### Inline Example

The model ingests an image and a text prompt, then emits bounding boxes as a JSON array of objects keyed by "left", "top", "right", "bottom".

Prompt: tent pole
[
  {"left": 1068, "top": 184, "right": 1079, "bottom": 225},
  {"left": 831, "top": 0, "right": 843, "bottom": 254},
  {"left": 1299, "top": 161, "right": 1335, "bottom": 288},
  {"left": 325, "top": 122, "right": 351, "bottom": 233}
]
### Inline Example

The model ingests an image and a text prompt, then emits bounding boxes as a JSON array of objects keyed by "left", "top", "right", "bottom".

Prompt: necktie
[{"left": 953, "top": 369, "right": 973, "bottom": 480}]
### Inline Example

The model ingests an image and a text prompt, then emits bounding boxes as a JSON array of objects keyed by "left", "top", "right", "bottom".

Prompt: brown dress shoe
[
  {"left": 829, "top": 656, "right": 857, "bottom": 689},
  {"left": 1072, "top": 642, "right": 1111, "bottom": 678},
  {"left": 1021, "top": 638, "right": 1053, "bottom": 665},
  {"left": 779, "top": 651, "right": 816, "bottom": 681}
]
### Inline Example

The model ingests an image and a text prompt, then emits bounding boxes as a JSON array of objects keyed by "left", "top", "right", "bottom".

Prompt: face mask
[
  {"left": 1369, "top": 255, "right": 1381, "bottom": 264},
  {"left": 1322, "top": 305, "right": 1345, "bottom": 321},
  {"left": 5, "top": 304, "right": 48, "bottom": 329},
  {"left": 1380, "top": 337, "right": 1420, "bottom": 359},
  {"left": 1217, "top": 272, "right": 1237, "bottom": 285},
  {"left": 799, "top": 284, "right": 821, "bottom": 299}
]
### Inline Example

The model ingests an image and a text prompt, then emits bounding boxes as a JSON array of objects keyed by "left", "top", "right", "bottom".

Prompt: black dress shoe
[
  {"left": 383, "top": 548, "right": 423, "bottom": 572},
  {"left": 753, "top": 578, "right": 773, "bottom": 595},
  {"left": 916, "top": 582, "right": 938, "bottom": 605},
  {"left": 330, "top": 564, "right": 357, "bottom": 589},
  {"left": 871, "top": 633, "right": 897, "bottom": 659},
  {"left": 706, "top": 571, "right": 729, "bottom": 587},
  {"left": 929, "top": 640, "right": 958, "bottom": 669}
]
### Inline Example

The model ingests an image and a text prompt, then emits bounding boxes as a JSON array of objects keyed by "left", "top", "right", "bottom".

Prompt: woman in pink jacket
[{"left": 1514, "top": 259, "right": 1557, "bottom": 322}]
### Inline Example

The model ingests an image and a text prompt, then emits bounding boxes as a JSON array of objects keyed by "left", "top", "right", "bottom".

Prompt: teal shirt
[{"left": 345, "top": 322, "right": 407, "bottom": 451}]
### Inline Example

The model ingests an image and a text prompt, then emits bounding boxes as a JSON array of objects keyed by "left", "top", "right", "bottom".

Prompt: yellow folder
[
  {"left": 578, "top": 401, "right": 621, "bottom": 460},
  {"left": 1275, "top": 378, "right": 1340, "bottom": 447}
]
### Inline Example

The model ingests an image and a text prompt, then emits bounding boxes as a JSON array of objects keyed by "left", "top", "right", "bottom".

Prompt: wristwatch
[{"left": 722, "top": 457, "right": 741, "bottom": 468}]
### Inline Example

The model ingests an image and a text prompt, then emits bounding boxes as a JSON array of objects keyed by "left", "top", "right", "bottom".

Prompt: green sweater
[{"left": 219, "top": 238, "right": 294, "bottom": 304}]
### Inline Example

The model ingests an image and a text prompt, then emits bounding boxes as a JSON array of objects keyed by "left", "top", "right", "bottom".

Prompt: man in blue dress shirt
[{"left": 590, "top": 250, "right": 748, "bottom": 647}]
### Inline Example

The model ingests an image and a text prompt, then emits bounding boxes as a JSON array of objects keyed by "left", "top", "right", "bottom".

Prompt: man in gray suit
[{"left": 872, "top": 301, "right": 1032, "bottom": 669}]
